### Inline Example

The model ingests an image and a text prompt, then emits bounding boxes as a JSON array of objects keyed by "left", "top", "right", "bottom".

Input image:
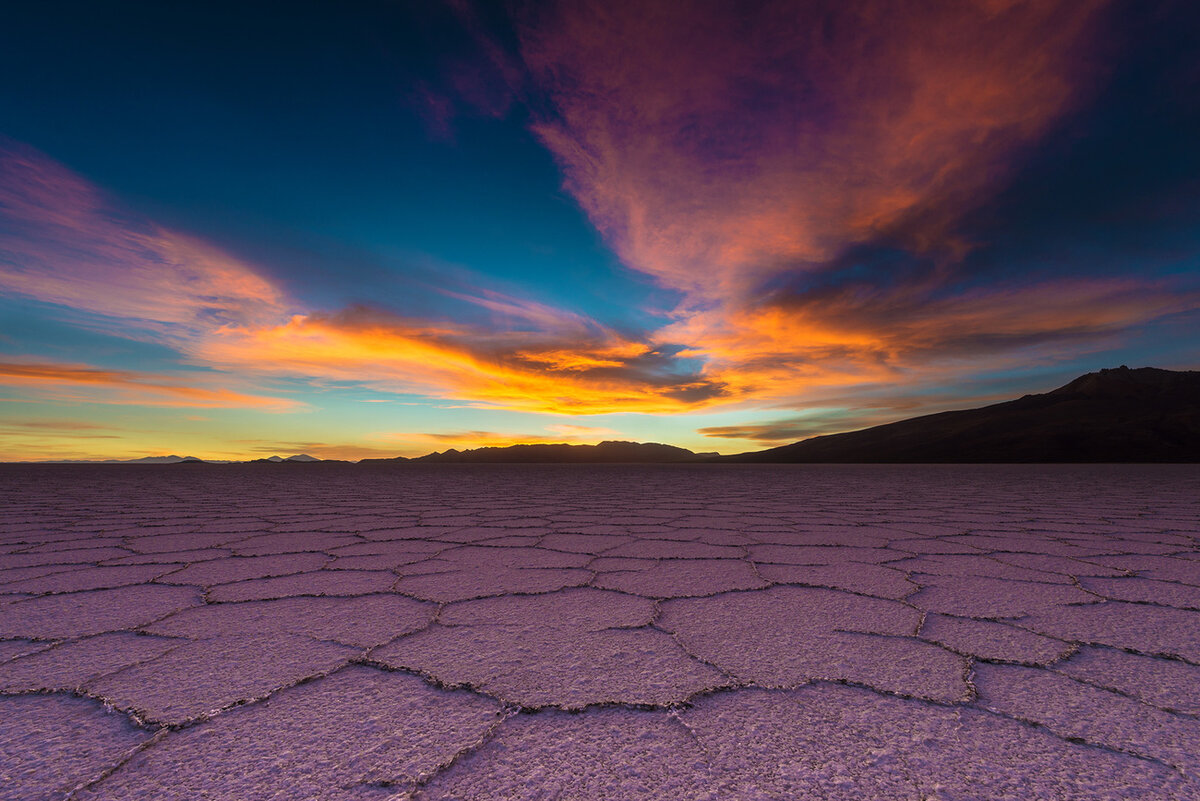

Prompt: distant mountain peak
[
  {"left": 1052, "top": 365, "right": 1198, "bottom": 400},
  {"left": 244, "top": 453, "right": 327, "bottom": 464},
  {"left": 124, "top": 455, "right": 198, "bottom": 464}
]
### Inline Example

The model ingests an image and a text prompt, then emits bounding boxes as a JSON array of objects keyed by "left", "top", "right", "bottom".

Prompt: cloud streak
[
  {"left": 200, "top": 306, "right": 725, "bottom": 414},
  {"left": 0, "top": 139, "right": 286, "bottom": 336},
  {"left": 700, "top": 418, "right": 870, "bottom": 446},
  {"left": 674, "top": 276, "right": 1200, "bottom": 408},
  {"left": 384, "top": 429, "right": 596, "bottom": 448},
  {"left": 0, "top": 360, "right": 302, "bottom": 410}
]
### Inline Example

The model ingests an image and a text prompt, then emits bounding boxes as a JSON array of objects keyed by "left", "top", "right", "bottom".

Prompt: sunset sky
[{"left": 2, "top": 0, "right": 1198, "bottom": 461}]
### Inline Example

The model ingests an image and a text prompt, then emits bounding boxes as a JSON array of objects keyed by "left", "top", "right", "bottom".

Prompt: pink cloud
[
  {"left": 516, "top": 0, "right": 1111, "bottom": 303},
  {"left": 0, "top": 140, "right": 286, "bottom": 335},
  {"left": 0, "top": 360, "right": 302, "bottom": 411}
]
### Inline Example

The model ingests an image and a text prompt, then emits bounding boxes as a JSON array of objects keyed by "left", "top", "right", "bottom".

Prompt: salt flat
[{"left": 1, "top": 463, "right": 1198, "bottom": 800}]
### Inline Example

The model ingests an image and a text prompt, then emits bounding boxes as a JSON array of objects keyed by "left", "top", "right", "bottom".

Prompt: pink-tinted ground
[{"left": 1, "top": 463, "right": 1198, "bottom": 800}]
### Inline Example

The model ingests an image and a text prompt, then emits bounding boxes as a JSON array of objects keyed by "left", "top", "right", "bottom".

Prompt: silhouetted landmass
[
  {"left": 34, "top": 455, "right": 211, "bottom": 464},
  {"left": 246, "top": 454, "right": 330, "bottom": 464},
  {"left": 725, "top": 367, "right": 1200, "bottom": 463},
  {"left": 24, "top": 453, "right": 336, "bottom": 466},
  {"left": 360, "top": 440, "right": 706, "bottom": 464}
]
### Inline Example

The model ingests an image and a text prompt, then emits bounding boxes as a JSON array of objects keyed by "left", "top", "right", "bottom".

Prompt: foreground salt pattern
[{"left": 0, "top": 463, "right": 1198, "bottom": 800}]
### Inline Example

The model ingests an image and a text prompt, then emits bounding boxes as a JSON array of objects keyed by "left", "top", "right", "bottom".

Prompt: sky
[{"left": 1, "top": 0, "right": 1199, "bottom": 461}]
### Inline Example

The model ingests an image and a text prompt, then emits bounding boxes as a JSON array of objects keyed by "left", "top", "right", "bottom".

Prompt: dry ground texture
[{"left": 1, "top": 463, "right": 1198, "bottom": 800}]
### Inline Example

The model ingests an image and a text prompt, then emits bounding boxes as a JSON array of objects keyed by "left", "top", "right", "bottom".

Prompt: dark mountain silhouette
[
  {"left": 247, "top": 454, "right": 329, "bottom": 464},
  {"left": 362, "top": 440, "right": 705, "bottom": 464},
  {"left": 32, "top": 454, "right": 210, "bottom": 464},
  {"left": 127, "top": 454, "right": 196, "bottom": 463},
  {"left": 23, "top": 453, "right": 332, "bottom": 465},
  {"left": 725, "top": 366, "right": 1200, "bottom": 463}
]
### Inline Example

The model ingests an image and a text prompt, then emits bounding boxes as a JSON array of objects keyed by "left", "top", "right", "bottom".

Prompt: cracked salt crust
[
  {"left": 0, "top": 463, "right": 1197, "bottom": 800},
  {"left": 143, "top": 592, "right": 434, "bottom": 647},
  {"left": 72, "top": 667, "right": 502, "bottom": 800},
  {"left": 918, "top": 612, "right": 1074, "bottom": 665},
  {"left": 0, "top": 694, "right": 151, "bottom": 801},
  {"left": 974, "top": 662, "right": 1200, "bottom": 775}
]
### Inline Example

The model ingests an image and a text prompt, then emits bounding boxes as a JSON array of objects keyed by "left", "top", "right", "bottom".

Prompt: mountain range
[
  {"left": 247, "top": 454, "right": 323, "bottom": 463},
  {"left": 16, "top": 367, "right": 1199, "bottom": 464},
  {"left": 359, "top": 441, "right": 710, "bottom": 464}
]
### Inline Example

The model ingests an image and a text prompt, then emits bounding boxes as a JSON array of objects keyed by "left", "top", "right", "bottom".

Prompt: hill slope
[{"left": 726, "top": 366, "right": 1200, "bottom": 463}]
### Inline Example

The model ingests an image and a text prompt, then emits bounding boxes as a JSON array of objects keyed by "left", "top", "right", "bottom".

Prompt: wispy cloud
[
  {"left": 374, "top": 427, "right": 614, "bottom": 452},
  {"left": 0, "top": 360, "right": 302, "bottom": 410},
  {"left": 0, "top": 139, "right": 286, "bottom": 337},
  {"left": 699, "top": 418, "right": 863, "bottom": 446},
  {"left": 544, "top": 423, "right": 619, "bottom": 438},
  {"left": 1, "top": 419, "right": 114, "bottom": 431},
  {"left": 199, "top": 305, "right": 725, "bottom": 414},
  {"left": 397, "top": 430, "right": 563, "bottom": 445},
  {"left": 411, "top": 0, "right": 526, "bottom": 138},
  {"left": 231, "top": 440, "right": 410, "bottom": 460}
]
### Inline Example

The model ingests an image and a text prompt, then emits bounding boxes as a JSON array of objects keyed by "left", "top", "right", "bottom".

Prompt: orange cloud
[
  {"left": 543, "top": 423, "right": 620, "bottom": 438},
  {"left": 227, "top": 440, "right": 417, "bottom": 461},
  {"left": 200, "top": 307, "right": 725, "bottom": 414},
  {"left": 0, "top": 360, "right": 302, "bottom": 411},
  {"left": 384, "top": 430, "right": 567, "bottom": 447},
  {"left": 667, "top": 277, "right": 1200, "bottom": 408},
  {"left": 0, "top": 419, "right": 114, "bottom": 431},
  {"left": 518, "top": 342, "right": 652, "bottom": 371}
]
